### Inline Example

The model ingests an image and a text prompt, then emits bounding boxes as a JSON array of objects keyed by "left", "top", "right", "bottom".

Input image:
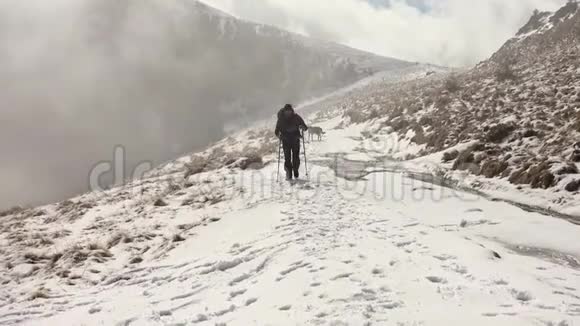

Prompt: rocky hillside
[{"left": 319, "top": 1, "right": 580, "bottom": 194}]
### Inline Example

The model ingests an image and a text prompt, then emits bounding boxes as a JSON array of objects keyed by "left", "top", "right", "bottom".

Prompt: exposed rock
[
  {"left": 509, "top": 161, "right": 555, "bottom": 189},
  {"left": 154, "top": 199, "right": 168, "bottom": 207},
  {"left": 480, "top": 160, "right": 509, "bottom": 178},
  {"left": 486, "top": 124, "right": 515, "bottom": 143},
  {"left": 522, "top": 129, "right": 539, "bottom": 138},
  {"left": 442, "top": 150, "right": 459, "bottom": 162},
  {"left": 565, "top": 179, "right": 580, "bottom": 192},
  {"left": 452, "top": 147, "right": 480, "bottom": 174},
  {"left": 554, "top": 163, "right": 579, "bottom": 175},
  {"left": 237, "top": 154, "right": 264, "bottom": 170}
]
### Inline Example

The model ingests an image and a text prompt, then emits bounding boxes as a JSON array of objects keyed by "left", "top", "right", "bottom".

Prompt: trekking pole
[
  {"left": 302, "top": 131, "right": 309, "bottom": 179},
  {"left": 277, "top": 138, "right": 282, "bottom": 182}
]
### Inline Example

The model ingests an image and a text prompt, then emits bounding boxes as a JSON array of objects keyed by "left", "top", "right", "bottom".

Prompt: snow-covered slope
[{"left": 1, "top": 74, "right": 579, "bottom": 325}]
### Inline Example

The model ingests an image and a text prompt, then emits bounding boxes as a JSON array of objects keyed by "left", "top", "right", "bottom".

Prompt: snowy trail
[
  {"left": 5, "top": 174, "right": 580, "bottom": 324},
  {"left": 2, "top": 117, "right": 580, "bottom": 326}
]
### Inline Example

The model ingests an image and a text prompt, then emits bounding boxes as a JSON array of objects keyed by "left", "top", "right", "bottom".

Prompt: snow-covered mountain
[
  {"left": 1, "top": 2, "right": 580, "bottom": 325},
  {"left": 0, "top": 0, "right": 422, "bottom": 211},
  {"left": 87, "top": 0, "right": 416, "bottom": 124}
]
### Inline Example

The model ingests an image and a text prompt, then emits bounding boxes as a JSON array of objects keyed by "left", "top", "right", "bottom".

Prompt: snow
[{"left": 2, "top": 93, "right": 579, "bottom": 326}]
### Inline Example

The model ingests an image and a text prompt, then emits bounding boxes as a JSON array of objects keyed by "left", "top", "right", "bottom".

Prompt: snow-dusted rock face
[{"left": 492, "top": 0, "right": 579, "bottom": 62}]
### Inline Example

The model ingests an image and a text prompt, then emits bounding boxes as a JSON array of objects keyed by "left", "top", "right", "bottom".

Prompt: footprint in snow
[
  {"left": 279, "top": 305, "right": 292, "bottom": 311},
  {"left": 511, "top": 290, "right": 534, "bottom": 302},
  {"left": 482, "top": 312, "right": 498, "bottom": 317},
  {"left": 426, "top": 276, "right": 447, "bottom": 284},
  {"left": 372, "top": 268, "right": 384, "bottom": 275},
  {"left": 536, "top": 303, "right": 557, "bottom": 310},
  {"left": 331, "top": 273, "right": 353, "bottom": 281},
  {"left": 433, "top": 254, "right": 456, "bottom": 262},
  {"left": 245, "top": 298, "right": 258, "bottom": 306},
  {"left": 158, "top": 310, "right": 172, "bottom": 316},
  {"left": 229, "top": 273, "right": 251, "bottom": 286},
  {"left": 382, "top": 301, "right": 402, "bottom": 309},
  {"left": 88, "top": 307, "right": 102, "bottom": 314},
  {"left": 493, "top": 279, "right": 509, "bottom": 286},
  {"left": 229, "top": 289, "right": 247, "bottom": 299},
  {"left": 214, "top": 305, "right": 236, "bottom": 316}
]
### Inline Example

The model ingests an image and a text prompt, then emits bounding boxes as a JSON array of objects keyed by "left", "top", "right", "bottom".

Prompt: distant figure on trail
[{"left": 275, "top": 104, "right": 308, "bottom": 180}]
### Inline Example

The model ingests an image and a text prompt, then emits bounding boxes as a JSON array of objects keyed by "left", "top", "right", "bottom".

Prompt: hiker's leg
[
  {"left": 292, "top": 139, "right": 301, "bottom": 176},
  {"left": 283, "top": 140, "right": 293, "bottom": 174}
]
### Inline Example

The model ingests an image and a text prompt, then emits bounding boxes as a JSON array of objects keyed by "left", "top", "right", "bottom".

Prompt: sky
[{"left": 199, "top": 0, "right": 566, "bottom": 66}]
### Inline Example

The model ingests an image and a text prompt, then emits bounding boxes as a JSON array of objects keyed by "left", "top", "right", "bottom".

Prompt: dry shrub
[
  {"left": 419, "top": 115, "right": 433, "bottom": 126},
  {"left": 344, "top": 110, "right": 366, "bottom": 124},
  {"left": 236, "top": 153, "right": 264, "bottom": 170},
  {"left": 509, "top": 161, "right": 555, "bottom": 189},
  {"left": 368, "top": 109, "right": 381, "bottom": 120},
  {"left": 479, "top": 160, "right": 509, "bottom": 178},
  {"left": 411, "top": 126, "right": 427, "bottom": 144},
  {"left": 574, "top": 113, "right": 580, "bottom": 132},
  {"left": 435, "top": 94, "right": 452, "bottom": 108},
  {"left": 391, "top": 117, "right": 410, "bottom": 132},
  {"left": 452, "top": 147, "right": 480, "bottom": 173},
  {"left": 486, "top": 124, "right": 516, "bottom": 143},
  {"left": 565, "top": 179, "right": 580, "bottom": 192},
  {"left": 442, "top": 150, "right": 459, "bottom": 162},
  {"left": 0, "top": 206, "right": 25, "bottom": 217},
  {"left": 184, "top": 155, "right": 208, "bottom": 178},
  {"left": 495, "top": 61, "right": 517, "bottom": 81},
  {"left": 153, "top": 198, "right": 168, "bottom": 207},
  {"left": 522, "top": 129, "right": 539, "bottom": 138},
  {"left": 173, "top": 234, "right": 186, "bottom": 242},
  {"left": 444, "top": 75, "right": 461, "bottom": 93},
  {"left": 426, "top": 131, "right": 448, "bottom": 151},
  {"left": 571, "top": 150, "right": 580, "bottom": 162},
  {"left": 107, "top": 233, "right": 133, "bottom": 249},
  {"left": 29, "top": 289, "right": 50, "bottom": 301},
  {"left": 554, "top": 163, "right": 579, "bottom": 175},
  {"left": 23, "top": 252, "right": 51, "bottom": 264}
]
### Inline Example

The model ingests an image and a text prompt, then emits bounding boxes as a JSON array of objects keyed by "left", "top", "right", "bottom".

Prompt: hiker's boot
[
  {"left": 294, "top": 170, "right": 299, "bottom": 179},
  {"left": 286, "top": 170, "right": 293, "bottom": 180}
]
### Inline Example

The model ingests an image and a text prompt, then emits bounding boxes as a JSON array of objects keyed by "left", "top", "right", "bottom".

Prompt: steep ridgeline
[
  {"left": 323, "top": 1, "right": 580, "bottom": 193},
  {"left": 87, "top": 0, "right": 413, "bottom": 130}
]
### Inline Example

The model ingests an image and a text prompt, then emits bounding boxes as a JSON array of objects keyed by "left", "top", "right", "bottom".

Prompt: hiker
[{"left": 275, "top": 104, "right": 308, "bottom": 180}]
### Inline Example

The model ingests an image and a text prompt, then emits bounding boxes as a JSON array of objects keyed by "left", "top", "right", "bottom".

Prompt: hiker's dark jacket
[{"left": 275, "top": 108, "right": 307, "bottom": 142}]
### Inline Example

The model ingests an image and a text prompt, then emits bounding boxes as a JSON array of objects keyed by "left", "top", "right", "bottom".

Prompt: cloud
[{"left": 200, "top": 0, "right": 566, "bottom": 66}]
